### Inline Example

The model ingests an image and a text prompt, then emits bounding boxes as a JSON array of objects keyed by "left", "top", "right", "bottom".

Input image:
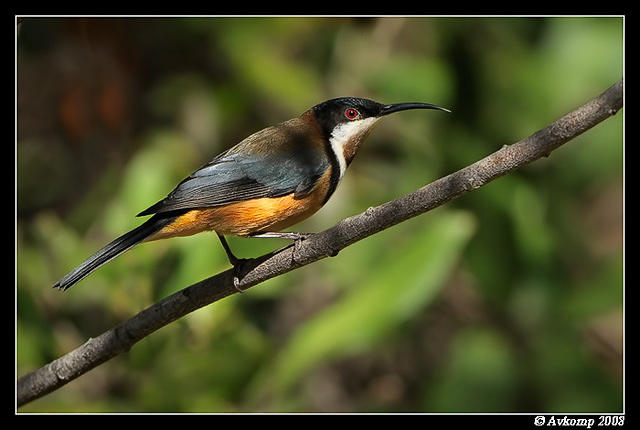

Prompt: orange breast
[{"left": 145, "top": 166, "right": 333, "bottom": 241}]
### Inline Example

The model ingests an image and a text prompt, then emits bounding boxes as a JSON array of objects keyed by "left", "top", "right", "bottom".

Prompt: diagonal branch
[{"left": 17, "top": 79, "right": 623, "bottom": 408}]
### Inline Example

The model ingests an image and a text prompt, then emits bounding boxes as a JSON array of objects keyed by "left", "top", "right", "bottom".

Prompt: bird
[{"left": 53, "top": 97, "right": 450, "bottom": 291}]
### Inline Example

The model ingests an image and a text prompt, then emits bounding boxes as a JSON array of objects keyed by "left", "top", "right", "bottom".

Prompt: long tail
[{"left": 53, "top": 214, "right": 176, "bottom": 291}]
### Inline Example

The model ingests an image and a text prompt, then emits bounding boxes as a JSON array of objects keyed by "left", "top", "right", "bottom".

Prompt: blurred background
[{"left": 16, "top": 17, "right": 623, "bottom": 413}]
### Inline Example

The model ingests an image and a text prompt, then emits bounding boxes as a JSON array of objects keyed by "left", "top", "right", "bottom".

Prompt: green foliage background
[{"left": 17, "top": 17, "right": 623, "bottom": 413}]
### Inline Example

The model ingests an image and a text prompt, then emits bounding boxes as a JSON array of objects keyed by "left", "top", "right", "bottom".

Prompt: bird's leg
[
  {"left": 248, "top": 232, "right": 311, "bottom": 241},
  {"left": 217, "top": 234, "right": 247, "bottom": 293},
  {"left": 248, "top": 231, "right": 313, "bottom": 264}
]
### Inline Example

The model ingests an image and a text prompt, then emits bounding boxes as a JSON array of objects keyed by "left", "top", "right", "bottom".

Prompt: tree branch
[{"left": 17, "top": 79, "right": 623, "bottom": 408}]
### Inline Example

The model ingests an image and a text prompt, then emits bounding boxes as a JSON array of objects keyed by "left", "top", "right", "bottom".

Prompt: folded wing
[{"left": 137, "top": 123, "right": 330, "bottom": 217}]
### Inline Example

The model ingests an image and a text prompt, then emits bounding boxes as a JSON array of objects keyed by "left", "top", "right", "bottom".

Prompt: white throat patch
[{"left": 329, "top": 117, "right": 380, "bottom": 179}]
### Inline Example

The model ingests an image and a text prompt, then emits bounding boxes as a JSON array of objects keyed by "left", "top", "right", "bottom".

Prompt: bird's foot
[
  {"left": 249, "top": 231, "right": 313, "bottom": 265},
  {"left": 291, "top": 233, "right": 313, "bottom": 265},
  {"left": 228, "top": 255, "right": 250, "bottom": 293}
]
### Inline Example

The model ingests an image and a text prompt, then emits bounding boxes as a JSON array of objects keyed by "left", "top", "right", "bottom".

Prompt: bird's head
[{"left": 311, "top": 97, "right": 450, "bottom": 177}]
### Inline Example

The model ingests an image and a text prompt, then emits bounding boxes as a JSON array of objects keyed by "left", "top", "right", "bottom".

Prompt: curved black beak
[{"left": 378, "top": 102, "right": 451, "bottom": 117}]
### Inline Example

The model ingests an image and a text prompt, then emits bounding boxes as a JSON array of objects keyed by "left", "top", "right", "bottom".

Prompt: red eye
[{"left": 344, "top": 108, "right": 359, "bottom": 119}]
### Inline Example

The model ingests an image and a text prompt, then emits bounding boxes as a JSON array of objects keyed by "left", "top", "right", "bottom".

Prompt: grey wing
[{"left": 137, "top": 144, "right": 329, "bottom": 216}]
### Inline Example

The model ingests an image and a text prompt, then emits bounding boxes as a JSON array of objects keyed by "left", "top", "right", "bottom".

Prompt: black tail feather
[{"left": 52, "top": 215, "right": 174, "bottom": 291}]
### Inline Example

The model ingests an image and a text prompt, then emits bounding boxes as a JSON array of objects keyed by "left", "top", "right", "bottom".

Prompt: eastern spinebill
[{"left": 53, "top": 97, "right": 450, "bottom": 291}]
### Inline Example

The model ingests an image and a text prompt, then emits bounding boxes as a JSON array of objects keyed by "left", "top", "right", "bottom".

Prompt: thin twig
[{"left": 17, "top": 79, "right": 623, "bottom": 408}]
